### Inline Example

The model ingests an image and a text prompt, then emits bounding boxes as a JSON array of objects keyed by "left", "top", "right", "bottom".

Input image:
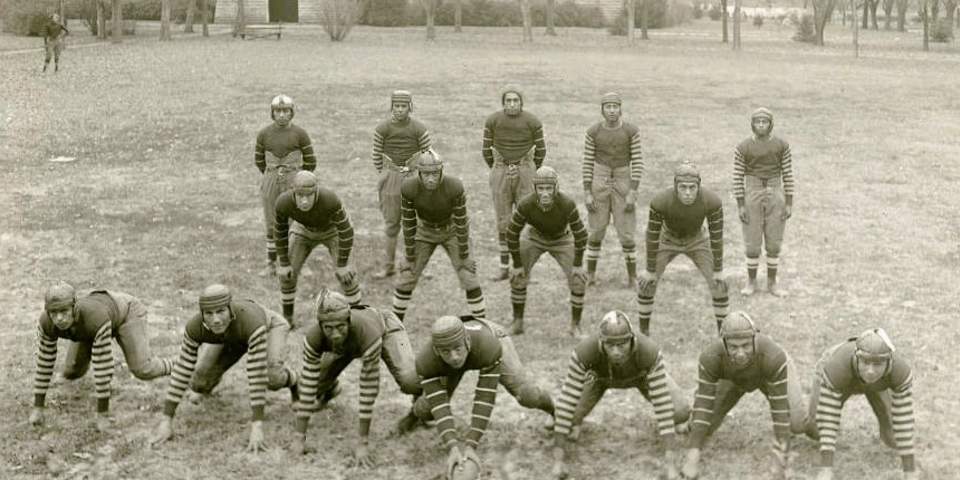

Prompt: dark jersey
[
  {"left": 42, "top": 21, "right": 68, "bottom": 40},
  {"left": 274, "top": 187, "right": 353, "bottom": 268},
  {"left": 582, "top": 121, "right": 644, "bottom": 190},
  {"left": 506, "top": 192, "right": 588, "bottom": 267},
  {"left": 34, "top": 291, "right": 120, "bottom": 412},
  {"left": 482, "top": 111, "right": 546, "bottom": 167},
  {"left": 416, "top": 318, "right": 503, "bottom": 449},
  {"left": 255, "top": 123, "right": 316, "bottom": 172},
  {"left": 733, "top": 136, "right": 794, "bottom": 199},
  {"left": 690, "top": 334, "right": 791, "bottom": 446},
  {"left": 372, "top": 117, "right": 432, "bottom": 170},
  {"left": 645, "top": 187, "right": 724, "bottom": 272},
  {"left": 400, "top": 175, "right": 470, "bottom": 260},
  {"left": 164, "top": 299, "right": 273, "bottom": 421}
]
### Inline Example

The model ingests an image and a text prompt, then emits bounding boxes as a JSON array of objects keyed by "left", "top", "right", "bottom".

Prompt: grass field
[{"left": 1, "top": 19, "right": 958, "bottom": 480}]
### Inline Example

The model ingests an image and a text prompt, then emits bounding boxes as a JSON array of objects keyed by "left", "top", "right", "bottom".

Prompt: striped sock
[
  {"left": 281, "top": 282, "right": 297, "bottom": 322},
  {"left": 342, "top": 279, "right": 362, "bottom": 306},
  {"left": 266, "top": 238, "right": 277, "bottom": 263},
  {"left": 498, "top": 234, "right": 510, "bottom": 268},
  {"left": 392, "top": 288, "right": 413, "bottom": 321},
  {"left": 570, "top": 290, "right": 585, "bottom": 325},
  {"left": 746, "top": 256, "right": 760, "bottom": 280},
  {"left": 510, "top": 287, "right": 527, "bottom": 320},
  {"left": 713, "top": 295, "right": 730, "bottom": 333},
  {"left": 637, "top": 294, "right": 654, "bottom": 335},
  {"left": 466, "top": 288, "right": 486, "bottom": 319},
  {"left": 586, "top": 241, "right": 602, "bottom": 275},
  {"left": 767, "top": 256, "right": 779, "bottom": 282},
  {"left": 623, "top": 243, "right": 637, "bottom": 279}
]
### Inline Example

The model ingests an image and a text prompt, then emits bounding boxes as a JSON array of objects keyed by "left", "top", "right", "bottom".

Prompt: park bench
[{"left": 239, "top": 22, "right": 282, "bottom": 40}]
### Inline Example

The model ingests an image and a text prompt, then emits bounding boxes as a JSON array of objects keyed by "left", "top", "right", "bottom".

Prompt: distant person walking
[{"left": 42, "top": 13, "right": 69, "bottom": 73}]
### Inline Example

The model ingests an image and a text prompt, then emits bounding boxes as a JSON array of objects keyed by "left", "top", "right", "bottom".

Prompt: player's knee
[
  {"left": 62, "top": 366, "right": 87, "bottom": 380},
  {"left": 398, "top": 375, "right": 422, "bottom": 396},
  {"left": 128, "top": 361, "right": 164, "bottom": 381},
  {"left": 588, "top": 229, "right": 607, "bottom": 243},
  {"left": 190, "top": 376, "right": 216, "bottom": 394},
  {"left": 385, "top": 224, "right": 401, "bottom": 238},
  {"left": 674, "top": 400, "right": 692, "bottom": 425},
  {"left": 510, "top": 275, "right": 529, "bottom": 290},
  {"left": 765, "top": 245, "right": 782, "bottom": 258},
  {"left": 569, "top": 279, "right": 586, "bottom": 294},
  {"left": 745, "top": 245, "right": 762, "bottom": 258}
]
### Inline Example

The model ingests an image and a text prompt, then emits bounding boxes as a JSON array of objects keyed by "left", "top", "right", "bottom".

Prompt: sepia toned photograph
[{"left": 1, "top": 0, "right": 956, "bottom": 478}]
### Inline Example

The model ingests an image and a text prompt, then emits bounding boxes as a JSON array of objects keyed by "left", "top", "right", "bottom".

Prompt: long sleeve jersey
[
  {"left": 163, "top": 300, "right": 272, "bottom": 421},
  {"left": 254, "top": 123, "right": 316, "bottom": 173},
  {"left": 815, "top": 340, "right": 915, "bottom": 470},
  {"left": 506, "top": 192, "right": 588, "bottom": 268},
  {"left": 415, "top": 317, "right": 503, "bottom": 450},
  {"left": 42, "top": 20, "right": 69, "bottom": 41},
  {"left": 554, "top": 333, "right": 676, "bottom": 445},
  {"left": 400, "top": 175, "right": 470, "bottom": 261},
  {"left": 296, "top": 306, "right": 387, "bottom": 437},
  {"left": 690, "top": 334, "right": 792, "bottom": 447},
  {"left": 274, "top": 187, "right": 353, "bottom": 268},
  {"left": 34, "top": 291, "right": 122, "bottom": 413},
  {"left": 482, "top": 111, "right": 546, "bottom": 168},
  {"left": 582, "top": 121, "right": 644, "bottom": 191},
  {"left": 732, "top": 135, "right": 794, "bottom": 199},
  {"left": 645, "top": 187, "right": 724, "bottom": 273},
  {"left": 371, "top": 117, "right": 432, "bottom": 172}
]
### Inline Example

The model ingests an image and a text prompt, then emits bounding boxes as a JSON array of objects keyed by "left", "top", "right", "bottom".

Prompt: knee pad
[{"left": 267, "top": 365, "right": 289, "bottom": 389}]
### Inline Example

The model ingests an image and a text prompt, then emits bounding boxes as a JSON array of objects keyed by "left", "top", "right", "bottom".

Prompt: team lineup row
[
  {"left": 33, "top": 284, "right": 915, "bottom": 480},
  {"left": 28, "top": 90, "right": 913, "bottom": 480}
]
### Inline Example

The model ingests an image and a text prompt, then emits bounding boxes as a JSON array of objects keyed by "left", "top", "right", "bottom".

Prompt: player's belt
[
  {"left": 745, "top": 175, "right": 781, "bottom": 188},
  {"left": 383, "top": 153, "right": 416, "bottom": 173},
  {"left": 419, "top": 219, "right": 452, "bottom": 230},
  {"left": 492, "top": 146, "right": 534, "bottom": 166}
]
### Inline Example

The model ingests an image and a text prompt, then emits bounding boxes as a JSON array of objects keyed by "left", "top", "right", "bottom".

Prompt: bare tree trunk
[
  {"left": 521, "top": 0, "right": 533, "bottom": 42},
  {"left": 812, "top": 0, "right": 837, "bottom": 46},
  {"left": 852, "top": 0, "right": 859, "bottom": 56},
  {"left": 161, "top": 0, "right": 172, "bottom": 40},
  {"left": 641, "top": 0, "right": 649, "bottom": 39},
  {"left": 112, "top": 0, "right": 122, "bottom": 43},
  {"left": 59, "top": 0, "right": 65, "bottom": 21},
  {"left": 546, "top": 0, "right": 556, "bottom": 35},
  {"left": 97, "top": 1, "right": 106, "bottom": 39},
  {"left": 922, "top": 0, "right": 930, "bottom": 50},
  {"left": 883, "top": 0, "right": 894, "bottom": 29},
  {"left": 201, "top": 0, "right": 209, "bottom": 36},
  {"left": 234, "top": 0, "right": 246, "bottom": 37},
  {"left": 932, "top": 0, "right": 941, "bottom": 20},
  {"left": 946, "top": 0, "right": 957, "bottom": 26},
  {"left": 626, "top": 0, "right": 636, "bottom": 43},
  {"left": 422, "top": 0, "right": 436, "bottom": 39},
  {"left": 841, "top": 1, "right": 846, "bottom": 26},
  {"left": 454, "top": 0, "right": 462, "bottom": 32},
  {"left": 870, "top": 0, "right": 879, "bottom": 28},
  {"left": 186, "top": 0, "right": 196, "bottom": 33},
  {"left": 862, "top": 0, "right": 870, "bottom": 27},
  {"left": 896, "top": 0, "right": 908, "bottom": 30},
  {"left": 721, "top": 0, "right": 729, "bottom": 42},
  {"left": 733, "top": 0, "right": 741, "bottom": 49}
]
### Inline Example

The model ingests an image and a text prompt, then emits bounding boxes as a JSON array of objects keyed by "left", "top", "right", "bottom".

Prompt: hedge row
[{"left": 362, "top": 0, "right": 607, "bottom": 29}]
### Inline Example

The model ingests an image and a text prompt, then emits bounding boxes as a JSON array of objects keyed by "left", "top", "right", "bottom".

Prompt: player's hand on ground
[
  {"left": 94, "top": 412, "right": 112, "bottom": 434},
  {"left": 509, "top": 266, "right": 526, "bottom": 283},
  {"left": 335, "top": 266, "right": 356, "bottom": 284},
  {"left": 348, "top": 441, "right": 375, "bottom": 468},
  {"left": 712, "top": 271, "right": 728, "bottom": 295},
  {"left": 738, "top": 206, "right": 749, "bottom": 224},
  {"left": 460, "top": 257, "right": 477, "bottom": 274},
  {"left": 815, "top": 467, "right": 833, "bottom": 480},
  {"left": 28, "top": 407, "right": 45, "bottom": 428},
  {"left": 551, "top": 459, "right": 569, "bottom": 479},
  {"left": 571, "top": 266, "right": 589, "bottom": 286},
  {"left": 680, "top": 448, "right": 700, "bottom": 479},
  {"left": 290, "top": 434, "right": 311, "bottom": 456},
  {"left": 446, "top": 445, "right": 463, "bottom": 479},
  {"left": 902, "top": 471, "right": 919, "bottom": 480},
  {"left": 150, "top": 416, "right": 174, "bottom": 448},
  {"left": 584, "top": 192, "right": 596, "bottom": 212},
  {"left": 624, "top": 190, "right": 637, "bottom": 213},
  {"left": 462, "top": 446, "right": 480, "bottom": 468},
  {"left": 246, "top": 421, "right": 267, "bottom": 453},
  {"left": 664, "top": 449, "right": 680, "bottom": 480},
  {"left": 277, "top": 265, "right": 293, "bottom": 281},
  {"left": 637, "top": 270, "right": 657, "bottom": 294},
  {"left": 782, "top": 204, "right": 793, "bottom": 221}
]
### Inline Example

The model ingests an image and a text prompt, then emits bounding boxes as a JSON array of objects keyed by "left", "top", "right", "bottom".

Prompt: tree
[
  {"left": 521, "top": 0, "right": 533, "bottom": 42},
  {"left": 862, "top": 0, "right": 879, "bottom": 29},
  {"left": 721, "top": 0, "right": 729, "bottom": 42},
  {"left": 811, "top": 0, "right": 838, "bottom": 45},
  {"left": 931, "top": 0, "right": 940, "bottom": 20},
  {"left": 421, "top": 0, "right": 438, "bottom": 39},
  {"left": 640, "top": 0, "right": 649, "bottom": 40},
  {"left": 896, "top": 0, "right": 909, "bottom": 31},
  {"left": 161, "top": 0, "right": 172, "bottom": 40},
  {"left": 233, "top": 0, "right": 246, "bottom": 37},
  {"left": 185, "top": 0, "right": 196, "bottom": 33},
  {"left": 626, "top": 0, "right": 636, "bottom": 43},
  {"left": 852, "top": 0, "right": 859, "bottom": 56},
  {"left": 946, "top": 0, "right": 957, "bottom": 27},
  {"left": 883, "top": 0, "right": 894, "bottom": 29},
  {"left": 201, "top": 0, "right": 209, "bottom": 36},
  {"left": 545, "top": 0, "right": 556, "bottom": 35},
  {"left": 111, "top": 0, "right": 121, "bottom": 43},
  {"left": 454, "top": 0, "right": 462, "bottom": 32},
  {"left": 921, "top": 0, "right": 930, "bottom": 50},
  {"left": 870, "top": 0, "right": 880, "bottom": 28},
  {"left": 732, "top": 0, "right": 742, "bottom": 49},
  {"left": 97, "top": 0, "right": 107, "bottom": 39}
]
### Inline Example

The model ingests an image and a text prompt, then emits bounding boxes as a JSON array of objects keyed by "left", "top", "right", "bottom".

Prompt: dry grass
[{"left": 1, "top": 20, "right": 958, "bottom": 479}]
